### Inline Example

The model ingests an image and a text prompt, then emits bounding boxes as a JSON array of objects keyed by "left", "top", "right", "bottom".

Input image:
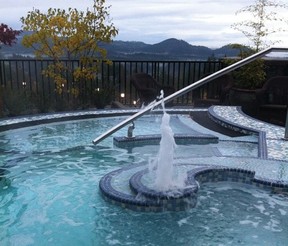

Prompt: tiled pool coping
[
  {"left": 208, "top": 107, "right": 268, "bottom": 159},
  {"left": 0, "top": 109, "right": 139, "bottom": 131},
  {"left": 0, "top": 108, "right": 204, "bottom": 131},
  {"left": 99, "top": 163, "right": 288, "bottom": 212},
  {"left": 210, "top": 106, "right": 287, "bottom": 161}
]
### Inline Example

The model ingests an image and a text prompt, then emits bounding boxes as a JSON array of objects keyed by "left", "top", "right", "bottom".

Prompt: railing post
[{"left": 284, "top": 106, "right": 288, "bottom": 140}]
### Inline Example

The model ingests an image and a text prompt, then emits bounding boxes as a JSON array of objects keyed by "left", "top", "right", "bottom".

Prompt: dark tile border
[
  {"left": 0, "top": 110, "right": 136, "bottom": 132},
  {"left": 113, "top": 133, "right": 218, "bottom": 147},
  {"left": 208, "top": 106, "right": 268, "bottom": 159},
  {"left": 0, "top": 108, "right": 200, "bottom": 132},
  {"left": 99, "top": 164, "right": 288, "bottom": 212}
]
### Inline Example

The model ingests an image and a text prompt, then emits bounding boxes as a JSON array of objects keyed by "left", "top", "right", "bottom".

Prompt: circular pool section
[{"left": 0, "top": 115, "right": 287, "bottom": 245}]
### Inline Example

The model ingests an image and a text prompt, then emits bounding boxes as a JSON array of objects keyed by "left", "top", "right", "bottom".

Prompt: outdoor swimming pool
[{"left": 0, "top": 114, "right": 287, "bottom": 245}]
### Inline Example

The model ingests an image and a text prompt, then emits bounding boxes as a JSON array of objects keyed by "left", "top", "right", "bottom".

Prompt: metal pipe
[{"left": 92, "top": 47, "right": 288, "bottom": 145}]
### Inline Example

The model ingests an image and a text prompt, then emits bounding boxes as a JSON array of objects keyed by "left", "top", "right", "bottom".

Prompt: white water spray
[{"left": 149, "top": 91, "right": 185, "bottom": 191}]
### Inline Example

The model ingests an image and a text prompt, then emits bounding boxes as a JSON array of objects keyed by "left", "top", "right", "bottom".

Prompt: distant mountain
[
  {"left": 214, "top": 45, "right": 241, "bottom": 58},
  {"left": 101, "top": 38, "right": 239, "bottom": 60},
  {"left": 0, "top": 34, "right": 240, "bottom": 60},
  {"left": 0, "top": 31, "right": 35, "bottom": 57},
  {"left": 142, "top": 38, "right": 211, "bottom": 56}
]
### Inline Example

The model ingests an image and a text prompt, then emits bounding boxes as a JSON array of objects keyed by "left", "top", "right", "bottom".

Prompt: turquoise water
[{"left": 0, "top": 116, "right": 287, "bottom": 245}]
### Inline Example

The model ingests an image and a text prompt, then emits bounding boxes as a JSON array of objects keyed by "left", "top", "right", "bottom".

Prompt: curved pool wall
[
  {"left": 105, "top": 106, "right": 287, "bottom": 212},
  {"left": 100, "top": 118, "right": 288, "bottom": 212},
  {"left": 99, "top": 164, "right": 288, "bottom": 212}
]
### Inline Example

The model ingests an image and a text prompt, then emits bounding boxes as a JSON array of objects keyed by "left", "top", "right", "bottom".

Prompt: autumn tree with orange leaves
[{"left": 21, "top": 0, "right": 118, "bottom": 94}]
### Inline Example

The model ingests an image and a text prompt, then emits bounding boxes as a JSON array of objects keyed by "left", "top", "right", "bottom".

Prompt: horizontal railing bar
[
  {"left": 0, "top": 58, "right": 222, "bottom": 64},
  {"left": 92, "top": 47, "right": 288, "bottom": 145}
]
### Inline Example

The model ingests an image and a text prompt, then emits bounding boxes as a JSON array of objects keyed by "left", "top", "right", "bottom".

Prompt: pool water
[{"left": 0, "top": 115, "right": 287, "bottom": 245}]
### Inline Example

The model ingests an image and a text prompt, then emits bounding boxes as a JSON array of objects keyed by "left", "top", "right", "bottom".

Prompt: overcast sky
[{"left": 0, "top": 0, "right": 287, "bottom": 48}]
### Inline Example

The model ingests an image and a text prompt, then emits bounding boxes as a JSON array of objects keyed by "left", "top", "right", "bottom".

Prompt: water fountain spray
[{"left": 149, "top": 90, "right": 185, "bottom": 191}]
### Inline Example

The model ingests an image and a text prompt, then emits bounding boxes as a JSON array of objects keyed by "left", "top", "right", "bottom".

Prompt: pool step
[{"left": 190, "top": 110, "right": 248, "bottom": 137}]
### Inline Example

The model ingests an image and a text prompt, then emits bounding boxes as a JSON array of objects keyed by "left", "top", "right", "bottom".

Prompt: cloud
[
  {"left": 1, "top": 0, "right": 287, "bottom": 48},
  {"left": 108, "top": 0, "right": 253, "bottom": 46}
]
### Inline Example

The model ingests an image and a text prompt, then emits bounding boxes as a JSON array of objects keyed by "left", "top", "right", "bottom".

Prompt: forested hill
[
  {"left": 1, "top": 33, "right": 239, "bottom": 60},
  {"left": 100, "top": 38, "right": 239, "bottom": 60}
]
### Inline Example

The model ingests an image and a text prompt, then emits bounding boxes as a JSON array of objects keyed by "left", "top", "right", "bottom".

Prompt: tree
[
  {"left": 21, "top": 0, "right": 118, "bottom": 94},
  {"left": 232, "top": 0, "right": 288, "bottom": 51},
  {"left": 0, "top": 23, "right": 21, "bottom": 47},
  {"left": 224, "top": 43, "right": 266, "bottom": 89},
  {"left": 0, "top": 24, "right": 21, "bottom": 116},
  {"left": 227, "top": 0, "right": 288, "bottom": 90}
]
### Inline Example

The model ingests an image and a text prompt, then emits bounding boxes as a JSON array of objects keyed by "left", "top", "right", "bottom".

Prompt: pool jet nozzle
[{"left": 127, "top": 121, "right": 135, "bottom": 138}]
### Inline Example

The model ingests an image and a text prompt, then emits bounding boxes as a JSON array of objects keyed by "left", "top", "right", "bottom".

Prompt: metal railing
[
  {"left": 92, "top": 47, "right": 288, "bottom": 144},
  {"left": 0, "top": 59, "right": 223, "bottom": 108}
]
